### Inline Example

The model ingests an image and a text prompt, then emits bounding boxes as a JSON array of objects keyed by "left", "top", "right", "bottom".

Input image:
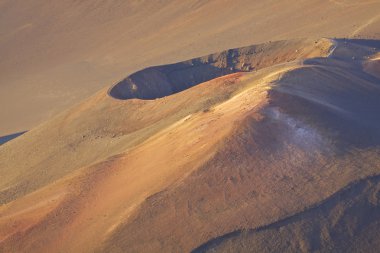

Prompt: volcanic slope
[
  {"left": 1, "top": 0, "right": 380, "bottom": 135},
  {"left": 1, "top": 38, "right": 380, "bottom": 253}
]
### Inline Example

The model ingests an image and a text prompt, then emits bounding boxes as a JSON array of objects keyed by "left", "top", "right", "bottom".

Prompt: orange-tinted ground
[
  {"left": 1, "top": 0, "right": 380, "bottom": 135},
  {"left": 1, "top": 1, "right": 380, "bottom": 253},
  {"left": 1, "top": 37, "right": 380, "bottom": 252}
]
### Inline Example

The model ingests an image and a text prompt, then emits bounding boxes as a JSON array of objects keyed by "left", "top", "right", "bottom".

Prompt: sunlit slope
[
  {"left": 0, "top": 38, "right": 379, "bottom": 252},
  {"left": 0, "top": 39, "right": 331, "bottom": 205},
  {"left": 1, "top": 0, "right": 380, "bottom": 135}
]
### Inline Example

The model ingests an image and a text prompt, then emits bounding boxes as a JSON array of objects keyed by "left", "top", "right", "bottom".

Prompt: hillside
[
  {"left": 1, "top": 37, "right": 380, "bottom": 252},
  {"left": 1, "top": 1, "right": 380, "bottom": 252},
  {"left": 1, "top": 0, "right": 380, "bottom": 135}
]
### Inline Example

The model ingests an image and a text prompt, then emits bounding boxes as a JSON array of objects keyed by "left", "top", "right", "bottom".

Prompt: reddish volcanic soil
[
  {"left": 1, "top": 37, "right": 380, "bottom": 252},
  {"left": 1, "top": 1, "right": 380, "bottom": 253}
]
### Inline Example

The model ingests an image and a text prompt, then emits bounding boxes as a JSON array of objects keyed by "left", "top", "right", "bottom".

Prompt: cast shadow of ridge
[{"left": 0, "top": 131, "right": 27, "bottom": 145}]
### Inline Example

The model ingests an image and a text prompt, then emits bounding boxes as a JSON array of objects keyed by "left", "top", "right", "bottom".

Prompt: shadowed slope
[{"left": 193, "top": 175, "right": 380, "bottom": 253}]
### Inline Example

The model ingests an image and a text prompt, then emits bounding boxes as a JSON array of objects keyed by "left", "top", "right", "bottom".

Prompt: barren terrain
[
  {"left": 1, "top": 1, "right": 380, "bottom": 253},
  {"left": 1, "top": 0, "right": 380, "bottom": 135}
]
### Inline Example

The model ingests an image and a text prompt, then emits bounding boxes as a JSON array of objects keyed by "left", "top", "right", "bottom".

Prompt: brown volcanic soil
[
  {"left": 1, "top": 0, "right": 380, "bottom": 135},
  {"left": 1, "top": 38, "right": 380, "bottom": 253},
  {"left": 0, "top": 39, "right": 332, "bottom": 205},
  {"left": 193, "top": 175, "right": 380, "bottom": 253}
]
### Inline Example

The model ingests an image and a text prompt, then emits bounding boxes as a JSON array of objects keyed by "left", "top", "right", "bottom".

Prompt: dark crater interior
[{"left": 108, "top": 39, "right": 326, "bottom": 100}]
